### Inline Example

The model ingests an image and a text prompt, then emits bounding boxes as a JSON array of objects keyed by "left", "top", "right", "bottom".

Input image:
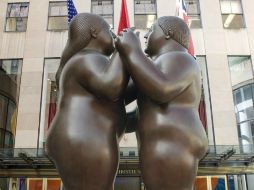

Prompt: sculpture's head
[
  {"left": 144, "top": 16, "right": 190, "bottom": 56},
  {"left": 60, "top": 13, "right": 115, "bottom": 70}
]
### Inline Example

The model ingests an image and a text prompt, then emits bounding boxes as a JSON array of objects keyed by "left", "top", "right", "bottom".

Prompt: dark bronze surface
[
  {"left": 46, "top": 13, "right": 128, "bottom": 190},
  {"left": 116, "top": 16, "right": 208, "bottom": 190},
  {"left": 46, "top": 13, "right": 208, "bottom": 190}
]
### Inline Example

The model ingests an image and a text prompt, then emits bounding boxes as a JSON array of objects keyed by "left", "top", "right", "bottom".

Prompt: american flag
[
  {"left": 67, "top": 0, "right": 78, "bottom": 23},
  {"left": 176, "top": 0, "right": 195, "bottom": 57}
]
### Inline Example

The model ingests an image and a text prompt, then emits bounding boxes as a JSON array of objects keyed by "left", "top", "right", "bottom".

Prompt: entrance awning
[{"left": 0, "top": 145, "right": 254, "bottom": 177}]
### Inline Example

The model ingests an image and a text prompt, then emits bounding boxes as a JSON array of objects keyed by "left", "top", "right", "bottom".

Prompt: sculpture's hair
[
  {"left": 56, "top": 13, "right": 108, "bottom": 87},
  {"left": 157, "top": 16, "right": 190, "bottom": 49}
]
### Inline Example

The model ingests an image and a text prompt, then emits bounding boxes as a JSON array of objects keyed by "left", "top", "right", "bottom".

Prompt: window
[
  {"left": 220, "top": 0, "right": 245, "bottom": 28},
  {"left": 91, "top": 0, "right": 114, "bottom": 28},
  {"left": 0, "top": 59, "right": 22, "bottom": 148},
  {"left": 185, "top": 0, "right": 202, "bottom": 28},
  {"left": 48, "top": 2, "right": 68, "bottom": 31},
  {"left": 134, "top": 0, "right": 157, "bottom": 30},
  {"left": 228, "top": 56, "right": 253, "bottom": 87},
  {"left": 229, "top": 56, "right": 254, "bottom": 149},
  {"left": 0, "top": 95, "right": 15, "bottom": 148},
  {"left": 196, "top": 56, "right": 213, "bottom": 143},
  {"left": 0, "top": 95, "right": 8, "bottom": 130},
  {"left": 39, "top": 59, "right": 60, "bottom": 148},
  {"left": 5, "top": 3, "right": 29, "bottom": 32},
  {"left": 28, "top": 179, "right": 43, "bottom": 190},
  {"left": 233, "top": 84, "right": 254, "bottom": 149}
]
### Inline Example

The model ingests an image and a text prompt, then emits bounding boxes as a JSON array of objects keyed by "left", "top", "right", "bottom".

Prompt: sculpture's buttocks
[{"left": 46, "top": 13, "right": 128, "bottom": 190}]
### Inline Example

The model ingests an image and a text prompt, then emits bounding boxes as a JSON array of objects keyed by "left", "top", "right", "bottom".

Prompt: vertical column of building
[
  {"left": 15, "top": 0, "right": 49, "bottom": 148},
  {"left": 200, "top": 0, "right": 238, "bottom": 145},
  {"left": 243, "top": 0, "right": 254, "bottom": 62},
  {"left": 0, "top": 1, "right": 5, "bottom": 52},
  {"left": 157, "top": 0, "right": 176, "bottom": 17}
]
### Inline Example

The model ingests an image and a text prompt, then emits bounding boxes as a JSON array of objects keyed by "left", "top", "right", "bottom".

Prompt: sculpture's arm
[
  {"left": 116, "top": 31, "right": 195, "bottom": 103},
  {"left": 78, "top": 51, "right": 129, "bottom": 101},
  {"left": 123, "top": 49, "right": 195, "bottom": 103}
]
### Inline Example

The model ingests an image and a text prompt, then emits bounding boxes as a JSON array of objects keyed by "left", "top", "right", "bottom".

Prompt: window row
[
  {"left": 5, "top": 0, "right": 246, "bottom": 32},
  {"left": 3, "top": 175, "right": 243, "bottom": 190},
  {"left": 2, "top": 55, "right": 253, "bottom": 148},
  {"left": 38, "top": 56, "right": 213, "bottom": 148}
]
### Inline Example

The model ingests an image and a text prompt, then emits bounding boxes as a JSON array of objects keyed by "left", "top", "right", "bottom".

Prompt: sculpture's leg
[
  {"left": 47, "top": 134, "right": 118, "bottom": 190},
  {"left": 140, "top": 142, "right": 202, "bottom": 190}
]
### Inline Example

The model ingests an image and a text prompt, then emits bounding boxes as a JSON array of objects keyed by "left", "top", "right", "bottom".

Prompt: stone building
[{"left": 0, "top": 0, "right": 254, "bottom": 189}]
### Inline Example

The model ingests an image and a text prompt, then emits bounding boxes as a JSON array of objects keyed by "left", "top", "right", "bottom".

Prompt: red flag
[
  {"left": 198, "top": 98, "right": 207, "bottom": 130},
  {"left": 176, "top": 0, "right": 195, "bottom": 57},
  {"left": 117, "top": 0, "right": 130, "bottom": 35}
]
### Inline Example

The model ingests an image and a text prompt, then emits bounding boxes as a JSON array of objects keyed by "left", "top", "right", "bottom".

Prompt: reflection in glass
[
  {"left": 47, "top": 179, "right": 61, "bottom": 190},
  {"left": 222, "top": 14, "right": 245, "bottom": 28},
  {"left": 196, "top": 56, "right": 214, "bottom": 143},
  {"left": 4, "top": 131, "right": 14, "bottom": 148},
  {"left": 220, "top": 0, "right": 245, "bottom": 28},
  {"left": 0, "top": 59, "right": 22, "bottom": 148},
  {"left": 134, "top": 0, "right": 157, "bottom": 14},
  {"left": 7, "top": 3, "right": 29, "bottom": 17},
  {"left": 28, "top": 179, "right": 43, "bottom": 190},
  {"left": 220, "top": 0, "right": 243, "bottom": 14},
  {"left": 228, "top": 56, "right": 253, "bottom": 87},
  {"left": 91, "top": 0, "right": 114, "bottom": 28},
  {"left": 134, "top": 0, "right": 157, "bottom": 30},
  {"left": 194, "top": 177, "right": 208, "bottom": 190},
  {"left": 39, "top": 59, "right": 60, "bottom": 148},
  {"left": 48, "top": 2, "right": 68, "bottom": 31},
  {"left": 6, "top": 100, "right": 17, "bottom": 134},
  {"left": 0, "top": 129, "right": 4, "bottom": 148},
  {"left": 6, "top": 3, "right": 29, "bottom": 32},
  {"left": 211, "top": 177, "right": 226, "bottom": 190},
  {"left": 48, "top": 16, "right": 68, "bottom": 31},
  {"left": 238, "top": 121, "right": 254, "bottom": 147},
  {"left": 114, "top": 177, "right": 140, "bottom": 190},
  {"left": 189, "top": 15, "right": 202, "bottom": 28},
  {"left": 135, "top": 14, "right": 157, "bottom": 29},
  {"left": 233, "top": 84, "right": 254, "bottom": 151},
  {"left": 185, "top": 0, "right": 202, "bottom": 28},
  {"left": 49, "top": 2, "right": 67, "bottom": 16},
  {"left": 0, "top": 95, "right": 8, "bottom": 129}
]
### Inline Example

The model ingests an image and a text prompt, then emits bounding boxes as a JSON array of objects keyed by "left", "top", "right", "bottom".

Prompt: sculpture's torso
[
  {"left": 136, "top": 52, "right": 208, "bottom": 190},
  {"left": 137, "top": 52, "right": 207, "bottom": 157},
  {"left": 46, "top": 52, "right": 126, "bottom": 190}
]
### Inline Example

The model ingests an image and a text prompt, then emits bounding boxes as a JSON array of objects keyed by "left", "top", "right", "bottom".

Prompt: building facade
[{"left": 0, "top": 0, "right": 254, "bottom": 189}]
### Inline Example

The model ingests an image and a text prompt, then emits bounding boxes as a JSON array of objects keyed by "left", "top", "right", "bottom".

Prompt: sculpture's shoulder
[
  {"left": 158, "top": 51, "right": 199, "bottom": 74},
  {"left": 67, "top": 52, "right": 109, "bottom": 68}
]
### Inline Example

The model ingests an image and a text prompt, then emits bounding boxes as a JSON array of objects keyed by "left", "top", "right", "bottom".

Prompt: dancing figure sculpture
[
  {"left": 46, "top": 13, "right": 128, "bottom": 190},
  {"left": 116, "top": 16, "right": 208, "bottom": 190}
]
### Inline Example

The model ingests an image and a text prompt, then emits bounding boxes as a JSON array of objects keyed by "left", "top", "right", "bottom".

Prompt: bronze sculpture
[
  {"left": 46, "top": 13, "right": 129, "bottom": 190},
  {"left": 46, "top": 12, "right": 208, "bottom": 190},
  {"left": 116, "top": 16, "right": 208, "bottom": 190}
]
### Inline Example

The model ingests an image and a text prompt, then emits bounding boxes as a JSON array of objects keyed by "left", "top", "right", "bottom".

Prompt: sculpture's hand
[{"left": 115, "top": 29, "right": 141, "bottom": 56}]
